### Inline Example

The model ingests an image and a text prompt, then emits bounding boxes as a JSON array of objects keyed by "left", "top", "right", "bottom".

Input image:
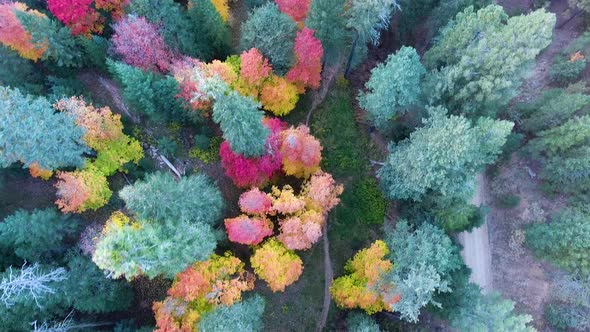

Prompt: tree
[
  {"left": 212, "top": 90, "right": 270, "bottom": 157},
  {"left": 358, "top": 47, "right": 425, "bottom": 129},
  {"left": 0, "top": 87, "right": 88, "bottom": 171},
  {"left": 250, "top": 239, "right": 303, "bottom": 292},
  {"left": 300, "top": 171, "right": 344, "bottom": 212},
  {"left": 111, "top": 15, "right": 174, "bottom": 73},
  {"left": 305, "top": 0, "right": 348, "bottom": 64},
  {"left": 64, "top": 254, "right": 133, "bottom": 313},
  {"left": 570, "top": 0, "right": 590, "bottom": 13},
  {"left": 331, "top": 240, "right": 396, "bottom": 314},
  {"left": 346, "top": 312, "right": 381, "bottom": 332},
  {"left": 153, "top": 253, "right": 255, "bottom": 331},
  {"left": 383, "top": 221, "right": 462, "bottom": 322},
  {"left": 186, "top": 0, "right": 232, "bottom": 61},
  {"left": 219, "top": 117, "right": 285, "bottom": 188},
  {"left": 275, "top": 0, "right": 311, "bottom": 22},
  {"left": 280, "top": 125, "right": 322, "bottom": 178},
  {"left": 119, "top": 172, "right": 225, "bottom": 225},
  {"left": 108, "top": 60, "right": 186, "bottom": 122},
  {"left": 526, "top": 207, "right": 590, "bottom": 276},
  {"left": 377, "top": 108, "right": 513, "bottom": 201},
  {"left": 0, "top": 2, "right": 47, "bottom": 61},
  {"left": 424, "top": 5, "right": 555, "bottom": 116},
  {"left": 240, "top": 3, "right": 297, "bottom": 75},
  {"left": 93, "top": 211, "right": 218, "bottom": 279},
  {"left": 225, "top": 215, "right": 274, "bottom": 245},
  {"left": 346, "top": 0, "right": 399, "bottom": 45},
  {"left": 260, "top": 75, "right": 300, "bottom": 116},
  {"left": 198, "top": 295, "right": 266, "bottom": 332},
  {"left": 286, "top": 27, "right": 324, "bottom": 92},
  {"left": 527, "top": 115, "right": 590, "bottom": 158},
  {"left": 46, "top": 0, "right": 99, "bottom": 37},
  {"left": 544, "top": 273, "right": 590, "bottom": 331},
  {"left": 239, "top": 48, "right": 273, "bottom": 96},
  {"left": 0, "top": 209, "right": 79, "bottom": 263},
  {"left": 0, "top": 45, "right": 43, "bottom": 94},
  {"left": 55, "top": 168, "right": 112, "bottom": 213},
  {"left": 238, "top": 187, "right": 273, "bottom": 215}
]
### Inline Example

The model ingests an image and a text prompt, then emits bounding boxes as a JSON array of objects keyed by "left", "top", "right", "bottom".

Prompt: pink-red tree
[
  {"left": 220, "top": 118, "right": 286, "bottom": 188},
  {"left": 286, "top": 27, "right": 324, "bottom": 92},
  {"left": 47, "top": 0, "right": 128, "bottom": 37},
  {"left": 275, "top": 0, "right": 311, "bottom": 23},
  {"left": 225, "top": 215, "right": 274, "bottom": 245},
  {"left": 111, "top": 15, "right": 174, "bottom": 73},
  {"left": 0, "top": 3, "right": 47, "bottom": 61},
  {"left": 280, "top": 125, "right": 322, "bottom": 178},
  {"left": 238, "top": 188, "right": 273, "bottom": 215}
]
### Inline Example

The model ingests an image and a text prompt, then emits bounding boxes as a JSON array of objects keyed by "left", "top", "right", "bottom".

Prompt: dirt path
[
  {"left": 316, "top": 224, "right": 333, "bottom": 332},
  {"left": 457, "top": 174, "right": 493, "bottom": 293}
]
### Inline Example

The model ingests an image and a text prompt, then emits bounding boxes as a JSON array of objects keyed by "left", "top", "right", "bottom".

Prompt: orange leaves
[
  {"left": 260, "top": 75, "right": 299, "bottom": 116},
  {"left": 270, "top": 185, "right": 306, "bottom": 214},
  {"left": 55, "top": 168, "right": 112, "bottom": 213},
  {"left": 301, "top": 171, "right": 343, "bottom": 212},
  {"left": 330, "top": 241, "right": 397, "bottom": 314},
  {"left": 570, "top": 51, "right": 585, "bottom": 62},
  {"left": 154, "top": 253, "right": 255, "bottom": 331},
  {"left": 250, "top": 239, "right": 303, "bottom": 292},
  {"left": 280, "top": 125, "right": 322, "bottom": 178},
  {"left": 276, "top": 210, "right": 323, "bottom": 250},
  {"left": 240, "top": 48, "right": 272, "bottom": 87},
  {"left": 0, "top": 3, "right": 47, "bottom": 61},
  {"left": 29, "top": 162, "right": 53, "bottom": 180}
]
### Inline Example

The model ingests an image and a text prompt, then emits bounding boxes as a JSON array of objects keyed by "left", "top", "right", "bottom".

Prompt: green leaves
[
  {"left": 0, "top": 87, "right": 88, "bottom": 170},
  {"left": 199, "top": 295, "right": 266, "bottom": 332},
  {"left": 212, "top": 90, "right": 269, "bottom": 157},
  {"left": 358, "top": 46, "right": 425, "bottom": 129}
]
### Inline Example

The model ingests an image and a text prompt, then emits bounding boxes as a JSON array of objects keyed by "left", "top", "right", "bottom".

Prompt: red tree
[
  {"left": 111, "top": 15, "right": 174, "bottom": 73},
  {"left": 238, "top": 188, "right": 273, "bottom": 215},
  {"left": 275, "top": 0, "right": 311, "bottom": 22},
  {"left": 47, "top": 0, "right": 128, "bottom": 37},
  {"left": 280, "top": 125, "right": 322, "bottom": 178},
  {"left": 0, "top": 3, "right": 47, "bottom": 61},
  {"left": 225, "top": 215, "right": 274, "bottom": 245},
  {"left": 286, "top": 27, "right": 324, "bottom": 92},
  {"left": 220, "top": 118, "right": 286, "bottom": 188}
]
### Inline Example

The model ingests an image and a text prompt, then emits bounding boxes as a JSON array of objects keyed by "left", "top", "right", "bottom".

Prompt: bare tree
[{"left": 0, "top": 263, "right": 68, "bottom": 308}]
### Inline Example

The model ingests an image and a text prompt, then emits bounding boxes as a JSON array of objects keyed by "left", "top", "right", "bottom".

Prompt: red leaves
[
  {"left": 240, "top": 48, "right": 272, "bottom": 87},
  {"left": 280, "top": 125, "right": 322, "bottom": 178},
  {"left": 47, "top": 0, "right": 129, "bottom": 37},
  {"left": 219, "top": 118, "right": 286, "bottom": 188},
  {"left": 286, "top": 27, "right": 324, "bottom": 92},
  {"left": 112, "top": 16, "right": 174, "bottom": 73},
  {"left": 238, "top": 188, "right": 273, "bottom": 215},
  {"left": 225, "top": 215, "right": 274, "bottom": 245},
  {"left": 0, "top": 3, "right": 47, "bottom": 61},
  {"left": 275, "top": 0, "right": 311, "bottom": 22}
]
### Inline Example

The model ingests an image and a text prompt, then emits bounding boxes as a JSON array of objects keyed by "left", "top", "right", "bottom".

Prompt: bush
[
  {"left": 549, "top": 55, "right": 587, "bottom": 85},
  {"left": 156, "top": 137, "right": 178, "bottom": 158}
]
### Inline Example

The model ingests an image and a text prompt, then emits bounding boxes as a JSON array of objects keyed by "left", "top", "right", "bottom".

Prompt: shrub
[{"left": 549, "top": 54, "right": 587, "bottom": 86}]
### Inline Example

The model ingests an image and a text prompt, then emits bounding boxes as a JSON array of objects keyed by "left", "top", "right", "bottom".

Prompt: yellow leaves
[
  {"left": 260, "top": 75, "right": 299, "bottom": 116},
  {"left": 28, "top": 162, "right": 53, "bottom": 180},
  {"left": 570, "top": 51, "right": 585, "bottom": 62},
  {"left": 250, "top": 239, "right": 303, "bottom": 292},
  {"left": 210, "top": 0, "right": 230, "bottom": 22}
]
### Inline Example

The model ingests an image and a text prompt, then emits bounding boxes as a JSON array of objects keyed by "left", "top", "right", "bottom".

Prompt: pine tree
[
  {"left": 198, "top": 295, "right": 266, "bottom": 332},
  {"left": 0, "top": 87, "right": 88, "bottom": 171},
  {"left": 305, "top": 0, "right": 348, "bottom": 64}
]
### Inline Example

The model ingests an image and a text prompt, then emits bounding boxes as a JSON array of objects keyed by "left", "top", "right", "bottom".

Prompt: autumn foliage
[
  {"left": 29, "top": 162, "right": 53, "bottom": 180},
  {"left": 153, "top": 253, "right": 255, "bottom": 331},
  {"left": 260, "top": 75, "right": 300, "bottom": 116},
  {"left": 275, "top": 0, "right": 312, "bottom": 22},
  {"left": 0, "top": 2, "right": 47, "bottom": 61},
  {"left": 112, "top": 15, "right": 174, "bottom": 73},
  {"left": 280, "top": 125, "right": 322, "bottom": 178},
  {"left": 219, "top": 117, "right": 286, "bottom": 188},
  {"left": 286, "top": 27, "right": 323, "bottom": 92},
  {"left": 225, "top": 215, "right": 274, "bottom": 245},
  {"left": 330, "top": 240, "right": 399, "bottom": 314},
  {"left": 55, "top": 168, "right": 112, "bottom": 213},
  {"left": 250, "top": 239, "right": 303, "bottom": 292},
  {"left": 47, "top": 0, "right": 128, "bottom": 37}
]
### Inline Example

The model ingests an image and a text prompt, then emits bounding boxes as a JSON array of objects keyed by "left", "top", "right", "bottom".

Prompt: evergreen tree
[
  {"left": 0, "top": 45, "right": 43, "bottom": 94},
  {"left": 377, "top": 107, "right": 513, "bottom": 201},
  {"left": 382, "top": 221, "right": 462, "bottom": 322},
  {"left": 424, "top": 5, "right": 555, "bottom": 116},
  {"left": 526, "top": 207, "right": 590, "bottom": 276},
  {"left": 305, "top": 0, "right": 349, "bottom": 64},
  {"left": 187, "top": 0, "right": 232, "bottom": 61},
  {"left": 0, "top": 87, "right": 88, "bottom": 171},
  {"left": 240, "top": 3, "right": 297, "bottom": 75},
  {"left": 0, "top": 209, "right": 79, "bottom": 263},
  {"left": 198, "top": 295, "right": 266, "bottom": 332},
  {"left": 346, "top": 312, "right": 381, "bottom": 332},
  {"left": 212, "top": 90, "right": 270, "bottom": 157},
  {"left": 358, "top": 46, "right": 425, "bottom": 129},
  {"left": 119, "top": 172, "right": 225, "bottom": 225}
]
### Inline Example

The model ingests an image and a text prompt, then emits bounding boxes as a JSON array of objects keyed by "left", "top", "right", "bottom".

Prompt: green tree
[
  {"left": 93, "top": 214, "right": 218, "bottom": 280},
  {"left": 108, "top": 60, "right": 186, "bottom": 122},
  {"left": 305, "top": 0, "right": 349, "bottom": 64},
  {"left": 0, "top": 45, "right": 43, "bottom": 94},
  {"left": 0, "top": 87, "right": 88, "bottom": 170},
  {"left": 212, "top": 90, "right": 269, "bottom": 157},
  {"left": 424, "top": 5, "right": 555, "bottom": 116},
  {"left": 240, "top": 3, "right": 297, "bottom": 75},
  {"left": 0, "top": 209, "right": 79, "bottom": 263},
  {"left": 526, "top": 207, "right": 590, "bottom": 276},
  {"left": 544, "top": 273, "right": 590, "bottom": 331},
  {"left": 570, "top": 0, "right": 590, "bottom": 13},
  {"left": 119, "top": 172, "right": 225, "bottom": 225},
  {"left": 382, "top": 221, "right": 462, "bottom": 322},
  {"left": 358, "top": 46, "right": 425, "bottom": 129},
  {"left": 187, "top": 0, "right": 232, "bottom": 61},
  {"left": 346, "top": 0, "right": 398, "bottom": 45},
  {"left": 346, "top": 312, "right": 381, "bottom": 332},
  {"left": 377, "top": 107, "right": 513, "bottom": 200},
  {"left": 64, "top": 254, "right": 133, "bottom": 313},
  {"left": 198, "top": 295, "right": 266, "bottom": 332},
  {"left": 526, "top": 115, "right": 590, "bottom": 158}
]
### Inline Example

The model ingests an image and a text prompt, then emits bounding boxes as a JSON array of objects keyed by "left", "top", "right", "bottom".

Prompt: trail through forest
[{"left": 458, "top": 174, "right": 493, "bottom": 293}]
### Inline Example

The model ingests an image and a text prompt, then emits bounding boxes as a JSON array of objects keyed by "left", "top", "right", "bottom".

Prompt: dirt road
[{"left": 458, "top": 174, "right": 493, "bottom": 293}]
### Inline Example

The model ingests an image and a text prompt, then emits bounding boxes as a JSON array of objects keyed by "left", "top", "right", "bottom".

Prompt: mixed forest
[{"left": 1, "top": 0, "right": 590, "bottom": 331}]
